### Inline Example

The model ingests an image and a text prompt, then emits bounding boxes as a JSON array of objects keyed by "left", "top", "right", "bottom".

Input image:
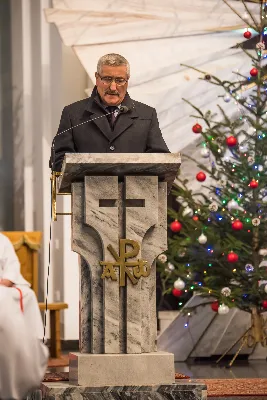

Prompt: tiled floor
[{"left": 175, "top": 360, "right": 267, "bottom": 379}]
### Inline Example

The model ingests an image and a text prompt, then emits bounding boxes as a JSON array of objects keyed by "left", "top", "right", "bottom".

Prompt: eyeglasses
[{"left": 98, "top": 74, "right": 128, "bottom": 87}]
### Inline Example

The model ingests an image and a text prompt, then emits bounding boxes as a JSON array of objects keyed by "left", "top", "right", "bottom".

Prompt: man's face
[{"left": 95, "top": 65, "right": 129, "bottom": 106}]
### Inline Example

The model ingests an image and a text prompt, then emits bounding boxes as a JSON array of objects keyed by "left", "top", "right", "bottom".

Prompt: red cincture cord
[{"left": 14, "top": 287, "right": 24, "bottom": 312}]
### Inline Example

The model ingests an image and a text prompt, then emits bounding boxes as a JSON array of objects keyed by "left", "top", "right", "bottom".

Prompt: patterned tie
[{"left": 107, "top": 106, "right": 118, "bottom": 129}]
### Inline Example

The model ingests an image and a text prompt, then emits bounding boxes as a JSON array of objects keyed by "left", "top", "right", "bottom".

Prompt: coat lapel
[
  {"left": 84, "top": 87, "right": 111, "bottom": 141},
  {"left": 110, "top": 94, "right": 138, "bottom": 142},
  {"left": 84, "top": 87, "right": 138, "bottom": 142}
]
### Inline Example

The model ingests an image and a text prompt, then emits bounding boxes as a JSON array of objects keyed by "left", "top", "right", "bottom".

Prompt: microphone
[
  {"left": 49, "top": 104, "right": 132, "bottom": 170},
  {"left": 118, "top": 105, "right": 129, "bottom": 114}
]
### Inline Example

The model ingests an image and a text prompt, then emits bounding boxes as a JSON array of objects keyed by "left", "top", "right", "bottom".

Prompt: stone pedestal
[
  {"left": 41, "top": 381, "right": 207, "bottom": 400},
  {"left": 56, "top": 153, "right": 181, "bottom": 387},
  {"left": 69, "top": 352, "right": 174, "bottom": 386}
]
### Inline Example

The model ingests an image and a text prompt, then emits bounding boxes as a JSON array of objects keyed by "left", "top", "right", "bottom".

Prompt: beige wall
[{"left": 62, "top": 44, "right": 88, "bottom": 106}]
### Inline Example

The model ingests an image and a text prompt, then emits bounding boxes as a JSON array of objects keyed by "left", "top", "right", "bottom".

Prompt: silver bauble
[
  {"left": 221, "top": 287, "right": 231, "bottom": 297},
  {"left": 200, "top": 147, "right": 210, "bottom": 158},
  {"left": 209, "top": 202, "right": 218, "bottom": 212},
  {"left": 182, "top": 206, "right": 194, "bottom": 217},
  {"left": 223, "top": 94, "right": 231, "bottom": 103},
  {"left": 259, "top": 260, "right": 267, "bottom": 268},
  {"left": 158, "top": 254, "right": 167, "bottom": 263},
  {"left": 247, "top": 156, "right": 255, "bottom": 166},
  {"left": 174, "top": 278, "right": 186, "bottom": 290},
  {"left": 175, "top": 196, "right": 184, "bottom": 204},
  {"left": 168, "top": 262, "right": 175, "bottom": 271},
  {"left": 198, "top": 233, "right": 208, "bottom": 244},
  {"left": 252, "top": 218, "right": 260, "bottom": 226},
  {"left": 218, "top": 304, "right": 230, "bottom": 315}
]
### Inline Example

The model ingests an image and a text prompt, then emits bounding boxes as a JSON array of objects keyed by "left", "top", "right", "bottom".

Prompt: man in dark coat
[{"left": 53, "top": 53, "right": 169, "bottom": 171}]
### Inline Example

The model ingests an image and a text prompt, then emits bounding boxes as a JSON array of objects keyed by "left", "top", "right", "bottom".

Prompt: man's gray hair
[{"left": 97, "top": 53, "right": 130, "bottom": 77}]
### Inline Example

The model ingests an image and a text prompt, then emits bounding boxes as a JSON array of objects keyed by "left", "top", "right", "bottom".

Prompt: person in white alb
[{"left": 0, "top": 233, "right": 48, "bottom": 400}]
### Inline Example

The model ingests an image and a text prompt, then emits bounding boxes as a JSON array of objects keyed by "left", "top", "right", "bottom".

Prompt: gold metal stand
[
  {"left": 216, "top": 308, "right": 267, "bottom": 368},
  {"left": 51, "top": 172, "right": 72, "bottom": 221}
]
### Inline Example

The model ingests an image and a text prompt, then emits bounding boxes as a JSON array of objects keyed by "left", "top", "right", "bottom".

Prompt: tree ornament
[
  {"left": 209, "top": 202, "right": 218, "bottom": 212},
  {"left": 256, "top": 41, "right": 265, "bottom": 50},
  {"left": 223, "top": 94, "right": 231, "bottom": 103},
  {"left": 226, "top": 136, "right": 237, "bottom": 147},
  {"left": 172, "top": 288, "right": 183, "bottom": 297},
  {"left": 259, "top": 249, "right": 267, "bottom": 256},
  {"left": 218, "top": 304, "right": 230, "bottom": 315},
  {"left": 227, "top": 251, "right": 239, "bottom": 263},
  {"left": 249, "top": 179, "right": 258, "bottom": 189},
  {"left": 196, "top": 171, "right": 206, "bottom": 182},
  {"left": 245, "top": 264, "right": 254, "bottom": 272},
  {"left": 192, "top": 215, "right": 199, "bottom": 221},
  {"left": 227, "top": 199, "right": 240, "bottom": 211},
  {"left": 219, "top": 178, "right": 227, "bottom": 187},
  {"left": 192, "top": 123, "right": 202, "bottom": 134},
  {"left": 243, "top": 30, "right": 252, "bottom": 39},
  {"left": 200, "top": 147, "right": 210, "bottom": 158},
  {"left": 175, "top": 196, "right": 184, "bottom": 204},
  {"left": 174, "top": 278, "right": 186, "bottom": 290},
  {"left": 259, "top": 259, "right": 267, "bottom": 268},
  {"left": 182, "top": 206, "right": 193, "bottom": 217},
  {"left": 252, "top": 218, "right": 260, "bottom": 226},
  {"left": 232, "top": 220, "right": 243, "bottom": 231},
  {"left": 262, "top": 300, "right": 267, "bottom": 309},
  {"left": 198, "top": 233, "right": 207, "bottom": 244},
  {"left": 221, "top": 287, "right": 231, "bottom": 297},
  {"left": 158, "top": 254, "right": 167, "bottom": 263},
  {"left": 182, "top": 201, "right": 188, "bottom": 207},
  {"left": 250, "top": 68, "right": 258, "bottom": 77},
  {"left": 211, "top": 301, "right": 219, "bottom": 312},
  {"left": 247, "top": 156, "right": 255, "bottom": 165},
  {"left": 258, "top": 165, "right": 264, "bottom": 172},
  {"left": 170, "top": 220, "right": 182, "bottom": 232},
  {"left": 167, "top": 262, "right": 175, "bottom": 271}
]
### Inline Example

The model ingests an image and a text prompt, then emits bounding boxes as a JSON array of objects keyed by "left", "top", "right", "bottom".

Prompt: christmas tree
[{"left": 158, "top": 0, "right": 267, "bottom": 337}]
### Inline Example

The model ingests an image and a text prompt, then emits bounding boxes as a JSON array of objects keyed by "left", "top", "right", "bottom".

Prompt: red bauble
[
  {"left": 262, "top": 300, "right": 267, "bottom": 309},
  {"left": 192, "top": 123, "right": 202, "bottom": 134},
  {"left": 227, "top": 252, "right": 239, "bottom": 263},
  {"left": 244, "top": 30, "right": 252, "bottom": 39},
  {"left": 172, "top": 288, "right": 183, "bottom": 297},
  {"left": 249, "top": 179, "right": 258, "bottom": 189},
  {"left": 192, "top": 215, "right": 199, "bottom": 221},
  {"left": 211, "top": 301, "right": 219, "bottom": 312},
  {"left": 170, "top": 220, "right": 182, "bottom": 232},
  {"left": 226, "top": 136, "right": 238, "bottom": 147},
  {"left": 196, "top": 172, "right": 206, "bottom": 182},
  {"left": 232, "top": 220, "right": 243, "bottom": 231},
  {"left": 250, "top": 68, "right": 258, "bottom": 77}
]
